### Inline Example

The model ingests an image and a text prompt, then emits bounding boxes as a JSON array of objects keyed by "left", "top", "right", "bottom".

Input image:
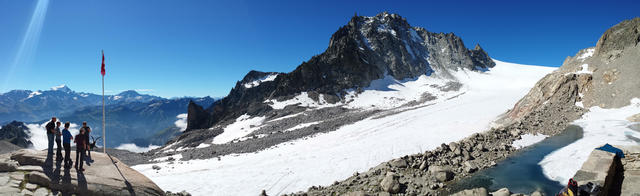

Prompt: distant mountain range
[
  {"left": 0, "top": 85, "right": 216, "bottom": 148},
  {"left": 0, "top": 85, "right": 163, "bottom": 123}
]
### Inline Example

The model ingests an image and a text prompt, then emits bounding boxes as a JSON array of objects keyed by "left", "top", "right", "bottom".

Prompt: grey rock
[
  {"left": 33, "top": 187, "right": 49, "bottom": 196},
  {"left": 28, "top": 172, "right": 50, "bottom": 187},
  {"left": 0, "top": 175, "right": 9, "bottom": 186},
  {"left": 20, "top": 189, "right": 34, "bottom": 196},
  {"left": 25, "top": 183, "right": 38, "bottom": 191},
  {"left": 434, "top": 170, "right": 453, "bottom": 182},
  {"left": 152, "top": 165, "right": 161, "bottom": 170},
  {"left": 0, "top": 160, "right": 19, "bottom": 172},
  {"left": 17, "top": 165, "right": 43, "bottom": 172},
  {"left": 492, "top": 188, "right": 511, "bottom": 196},
  {"left": 389, "top": 158, "right": 408, "bottom": 168},
  {"left": 0, "top": 186, "right": 21, "bottom": 194},
  {"left": 463, "top": 161, "right": 478, "bottom": 173},
  {"left": 419, "top": 161, "right": 428, "bottom": 171},
  {"left": 450, "top": 187, "right": 488, "bottom": 196},
  {"left": 380, "top": 172, "right": 400, "bottom": 193},
  {"left": 531, "top": 190, "right": 543, "bottom": 196}
]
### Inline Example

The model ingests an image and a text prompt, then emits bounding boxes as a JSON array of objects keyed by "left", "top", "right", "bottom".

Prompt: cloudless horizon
[{"left": 1, "top": 0, "right": 638, "bottom": 98}]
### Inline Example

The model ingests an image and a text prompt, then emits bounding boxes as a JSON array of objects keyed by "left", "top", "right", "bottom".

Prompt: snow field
[{"left": 133, "top": 60, "right": 556, "bottom": 195}]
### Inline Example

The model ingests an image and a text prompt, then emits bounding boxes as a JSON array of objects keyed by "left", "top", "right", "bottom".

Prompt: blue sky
[{"left": 1, "top": 0, "right": 638, "bottom": 98}]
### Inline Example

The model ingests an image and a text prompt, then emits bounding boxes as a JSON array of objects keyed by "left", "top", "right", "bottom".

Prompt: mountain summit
[{"left": 186, "top": 12, "right": 494, "bottom": 130}]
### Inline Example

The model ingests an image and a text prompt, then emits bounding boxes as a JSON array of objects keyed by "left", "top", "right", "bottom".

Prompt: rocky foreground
[{"left": 0, "top": 149, "right": 164, "bottom": 195}]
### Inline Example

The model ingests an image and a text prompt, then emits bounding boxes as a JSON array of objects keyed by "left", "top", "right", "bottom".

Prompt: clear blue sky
[{"left": 1, "top": 0, "right": 638, "bottom": 98}]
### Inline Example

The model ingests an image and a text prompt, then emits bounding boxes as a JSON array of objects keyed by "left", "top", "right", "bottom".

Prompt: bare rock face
[
  {"left": 0, "top": 149, "right": 164, "bottom": 195},
  {"left": 594, "top": 18, "right": 640, "bottom": 58},
  {"left": 499, "top": 17, "right": 640, "bottom": 135},
  {"left": 184, "top": 12, "right": 495, "bottom": 138}
]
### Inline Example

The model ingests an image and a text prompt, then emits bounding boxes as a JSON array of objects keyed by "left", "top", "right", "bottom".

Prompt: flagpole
[{"left": 102, "top": 50, "right": 106, "bottom": 154}]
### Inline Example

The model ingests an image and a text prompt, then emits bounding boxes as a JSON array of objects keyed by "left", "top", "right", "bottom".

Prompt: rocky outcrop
[
  {"left": 594, "top": 18, "right": 640, "bottom": 57},
  {"left": 0, "top": 149, "right": 164, "bottom": 195},
  {"left": 498, "top": 17, "right": 640, "bottom": 135},
  {"left": 184, "top": 12, "right": 495, "bottom": 147},
  {"left": 0, "top": 121, "right": 32, "bottom": 148}
]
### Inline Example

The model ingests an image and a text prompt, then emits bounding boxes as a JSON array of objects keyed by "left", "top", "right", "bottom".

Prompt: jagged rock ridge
[{"left": 186, "top": 12, "right": 495, "bottom": 131}]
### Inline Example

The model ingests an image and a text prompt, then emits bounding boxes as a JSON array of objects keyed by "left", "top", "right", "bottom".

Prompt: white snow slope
[
  {"left": 132, "top": 60, "right": 555, "bottom": 196},
  {"left": 540, "top": 98, "right": 640, "bottom": 185}
]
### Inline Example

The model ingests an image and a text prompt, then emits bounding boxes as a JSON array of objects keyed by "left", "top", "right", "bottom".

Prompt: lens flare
[{"left": 2, "top": 0, "right": 50, "bottom": 90}]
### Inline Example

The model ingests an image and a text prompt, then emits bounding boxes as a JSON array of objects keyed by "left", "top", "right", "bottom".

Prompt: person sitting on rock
[
  {"left": 74, "top": 128, "right": 87, "bottom": 172},
  {"left": 62, "top": 122, "right": 73, "bottom": 168},
  {"left": 55, "top": 121, "right": 63, "bottom": 161},
  {"left": 45, "top": 117, "right": 57, "bottom": 156}
]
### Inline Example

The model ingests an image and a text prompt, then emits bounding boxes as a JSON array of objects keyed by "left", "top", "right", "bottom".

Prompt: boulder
[
  {"left": 419, "top": 161, "right": 428, "bottom": 171},
  {"left": 491, "top": 188, "right": 511, "bottom": 196},
  {"left": 389, "top": 158, "right": 408, "bottom": 168},
  {"left": 434, "top": 170, "right": 454, "bottom": 182},
  {"left": 450, "top": 187, "right": 488, "bottom": 196},
  {"left": 463, "top": 161, "right": 478, "bottom": 173},
  {"left": 33, "top": 187, "right": 48, "bottom": 196},
  {"left": 0, "top": 160, "right": 18, "bottom": 172},
  {"left": 379, "top": 172, "right": 400, "bottom": 193},
  {"left": 531, "top": 190, "right": 543, "bottom": 196},
  {"left": 627, "top": 113, "right": 640, "bottom": 122},
  {"left": 27, "top": 172, "right": 50, "bottom": 187}
]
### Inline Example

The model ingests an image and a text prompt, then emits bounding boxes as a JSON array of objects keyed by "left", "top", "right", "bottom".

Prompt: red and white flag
[{"left": 101, "top": 50, "right": 106, "bottom": 76}]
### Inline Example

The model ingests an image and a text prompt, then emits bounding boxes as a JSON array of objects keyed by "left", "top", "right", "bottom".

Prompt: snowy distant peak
[
  {"left": 50, "top": 84, "right": 72, "bottom": 93},
  {"left": 238, "top": 70, "right": 281, "bottom": 89}
]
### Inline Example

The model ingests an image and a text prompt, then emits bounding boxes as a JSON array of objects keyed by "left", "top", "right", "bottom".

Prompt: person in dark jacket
[
  {"left": 81, "top": 122, "right": 92, "bottom": 159},
  {"left": 74, "top": 128, "right": 87, "bottom": 172},
  {"left": 62, "top": 122, "right": 73, "bottom": 168},
  {"left": 45, "top": 117, "right": 56, "bottom": 156},
  {"left": 54, "top": 121, "right": 63, "bottom": 161}
]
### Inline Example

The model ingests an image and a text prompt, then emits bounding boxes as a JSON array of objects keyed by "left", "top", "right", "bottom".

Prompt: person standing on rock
[
  {"left": 81, "top": 122, "right": 92, "bottom": 160},
  {"left": 55, "top": 121, "right": 63, "bottom": 161},
  {"left": 45, "top": 117, "right": 57, "bottom": 156},
  {"left": 74, "top": 128, "right": 87, "bottom": 172},
  {"left": 62, "top": 122, "right": 73, "bottom": 168}
]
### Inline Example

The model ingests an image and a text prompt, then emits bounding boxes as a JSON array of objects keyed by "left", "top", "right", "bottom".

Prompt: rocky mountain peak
[
  {"left": 594, "top": 17, "right": 640, "bottom": 57},
  {"left": 186, "top": 12, "right": 496, "bottom": 131}
]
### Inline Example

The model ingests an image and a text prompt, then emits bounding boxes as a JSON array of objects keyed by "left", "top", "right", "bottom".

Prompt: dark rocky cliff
[{"left": 187, "top": 12, "right": 495, "bottom": 131}]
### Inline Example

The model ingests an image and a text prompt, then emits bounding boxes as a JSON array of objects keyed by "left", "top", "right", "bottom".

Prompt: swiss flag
[{"left": 101, "top": 50, "right": 106, "bottom": 76}]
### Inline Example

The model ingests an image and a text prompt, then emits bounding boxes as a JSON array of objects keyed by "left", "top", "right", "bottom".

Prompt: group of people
[{"left": 45, "top": 117, "right": 93, "bottom": 172}]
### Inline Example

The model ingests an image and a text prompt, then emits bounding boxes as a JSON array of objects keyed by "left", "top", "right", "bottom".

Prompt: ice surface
[
  {"left": 512, "top": 134, "right": 548, "bottom": 149},
  {"left": 244, "top": 74, "right": 279, "bottom": 88},
  {"left": 211, "top": 114, "right": 266, "bottom": 144},
  {"left": 540, "top": 98, "right": 640, "bottom": 185},
  {"left": 133, "top": 60, "right": 555, "bottom": 195}
]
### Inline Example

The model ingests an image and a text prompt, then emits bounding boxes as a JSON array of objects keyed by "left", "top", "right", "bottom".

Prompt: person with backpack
[
  {"left": 62, "top": 122, "right": 73, "bottom": 169},
  {"left": 74, "top": 128, "right": 87, "bottom": 172},
  {"left": 54, "top": 121, "right": 63, "bottom": 161},
  {"left": 45, "top": 117, "right": 57, "bottom": 156}
]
